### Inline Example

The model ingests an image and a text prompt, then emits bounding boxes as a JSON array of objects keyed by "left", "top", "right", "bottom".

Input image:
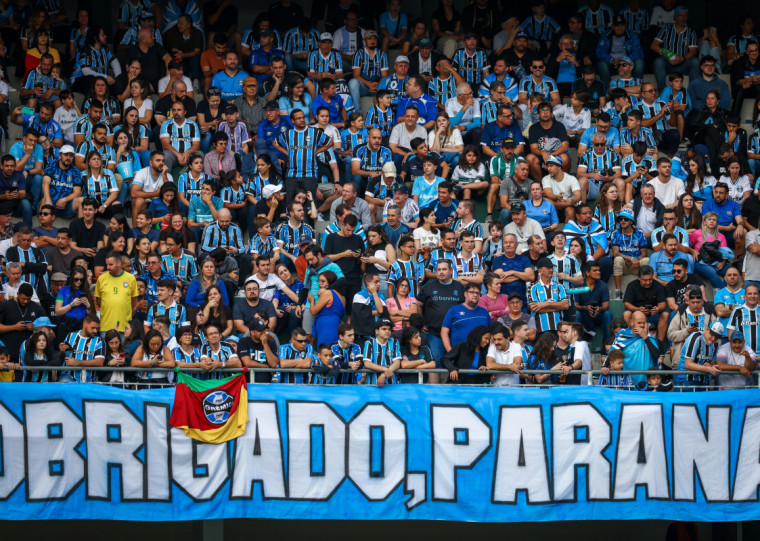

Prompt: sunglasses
[
  {"left": 208, "top": 88, "right": 221, "bottom": 96},
  {"left": 39, "top": 212, "right": 52, "bottom": 216},
  {"left": 593, "top": 143, "right": 606, "bottom": 147},
  {"left": 294, "top": 338, "right": 307, "bottom": 343}
]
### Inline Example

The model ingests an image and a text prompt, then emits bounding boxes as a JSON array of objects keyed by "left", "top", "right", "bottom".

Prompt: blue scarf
[
  {"left": 358, "top": 285, "right": 387, "bottom": 313},
  {"left": 610, "top": 328, "right": 659, "bottom": 387}
]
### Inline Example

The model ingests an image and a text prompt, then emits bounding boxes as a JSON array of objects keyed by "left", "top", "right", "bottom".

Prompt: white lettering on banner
[{"left": 2, "top": 392, "right": 760, "bottom": 518}]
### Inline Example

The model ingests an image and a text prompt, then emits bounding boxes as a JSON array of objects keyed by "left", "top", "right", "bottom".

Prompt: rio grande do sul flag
[{"left": 169, "top": 369, "right": 249, "bottom": 444}]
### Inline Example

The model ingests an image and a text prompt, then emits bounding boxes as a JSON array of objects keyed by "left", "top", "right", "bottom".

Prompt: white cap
[
  {"left": 319, "top": 32, "right": 333, "bottom": 41},
  {"left": 709, "top": 321, "right": 725, "bottom": 337},
  {"left": 60, "top": 145, "right": 76, "bottom": 154},
  {"left": 395, "top": 55, "right": 409, "bottom": 63},
  {"left": 261, "top": 184, "right": 282, "bottom": 199},
  {"left": 382, "top": 162, "right": 396, "bottom": 176}
]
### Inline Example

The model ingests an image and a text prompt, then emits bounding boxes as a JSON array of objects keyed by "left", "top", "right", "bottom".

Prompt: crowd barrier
[{"left": 2, "top": 375, "right": 760, "bottom": 522}]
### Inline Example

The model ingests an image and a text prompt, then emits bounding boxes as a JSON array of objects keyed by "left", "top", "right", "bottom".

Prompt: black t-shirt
[
  {"left": 324, "top": 233, "right": 365, "bottom": 283},
  {"left": 571, "top": 78, "right": 606, "bottom": 110},
  {"left": 238, "top": 334, "right": 273, "bottom": 383},
  {"left": 623, "top": 280, "right": 666, "bottom": 308},
  {"left": 742, "top": 195, "right": 760, "bottom": 229},
  {"left": 154, "top": 95, "right": 198, "bottom": 120},
  {"left": 417, "top": 279, "right": 465, "bottom": 332},
  {"left": 0, "top": 300, "right": 46, "bottom": 359},
  {"left": 254, "top": 198, "right": 287, "bottom": 224},
  {"left": 126, "top": 44, "right": 168, "bottom": 88},
  {"left": 203, "top": 1, "right": 238, "bottom": 33},
  {"left": 528, "top": 120, "right": 570, "bottom": 151},
  {"left": 664, "top": 275, "right": 704, "bottom": 307},
  {"left": 554, "top": 344, "right": 580, "bottom": 385},
  {"left": 399, "top": 345, "right": 434, "bottom": 383},
  {"left": 68, "top": 218, "right": 106, "bottom": 250},
  {"left": 500, "top": 48, "right": 539, "bottom": 78},
  {"left": 196, "top": 99, "right": 223, "bottom": 125}
]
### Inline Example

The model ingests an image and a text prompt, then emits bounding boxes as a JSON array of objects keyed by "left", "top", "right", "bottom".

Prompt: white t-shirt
[
  {"left": 571, "top": 340, "right": 592, "bottom": 385},
  {"left": 133, "top": 167, "right": 172, "bottom": 194},
  {"left": 2, "top": 281, "right": 39, "bottom": 303},
  {"left": 54, "top": 105, "right": 79, "bottom": 135},
  {"left": 647, "top": 176, "right": 686, "bottom": 207},
  {"left": 636, "top": 203, "right": 658, "bottom": 234},
  {"left": 552, "top": 104, "right": 591, "bottom": 132},
  {"left": 252, "top": 274, "right": 287, "bottom": 302},
  {"left": 158, "top": 75, "right": 193, "bottom": 95},
  {"left": 719, "top": 175, "right": 753, "bottom": 204},
  {"left": 542, "top": 172, "right": 581, "bottom": 198},
  {"left": 716, "top": 342, "right": 756, "bottom": 388},
  {"left": 124, "top": 97, "right": 155, "bottom": 117},
  {"left": 427, "top": 128, "right": 464, "bottom": 151},
  {"left": 313, "top": 122, "right": 341, "bottom": 145},
  {"left": 389, "top": 123, "right": 428, "bottom": 150},
  {"left": 504, "top": 218, "right": 545, "bottom": 254},
  {"left": 445, "top": 97, "right": 481, "bottom": 130},
  {"left": 487, "top": 342, "right": 523, "bottom": 386},
  {"left": 413, "top": 227, "right": 440, "bottom": 248}
]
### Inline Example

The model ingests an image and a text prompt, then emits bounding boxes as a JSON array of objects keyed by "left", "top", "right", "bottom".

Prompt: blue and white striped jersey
[
  {"left": 220, "top": 185, "right": 246, "bottom": 205},
  {"left": 120, "top": 26, "right": 163, "bottom": 46},
  {"left": 621, "top": 126, "right": 656, "bottom": 149},
  {"left": 351, "top": 143, "right": 392, "bottom": 174},
  {"left": 620, "top": 154, "right": 656, "bottom": 182},
  {"left": 5, "top": 246, "right": 48, "bottom": 291},
  {"left": 62, "top": 331, "right": 104, "bottom": 382},
  {"left": 70, "top": 45, "right": 117, "bottom": 84},
  {"left": 172, "top": 345, "right": 203, "bottom": 378},
  {"left": 609, "top": 77, "right": 642, "bottom": 90},
  {"left": 655, "top": 24, "right": 697, "bottom": 58},
  {"left": 677, "top": 331, "right": 718, "bottom": 386},
  {"left": 548, "top": 253, "right": 582, "bottom": 291},
  {"left": 200, "top": 343, "right": 238, "bottom": 380},
  {"left": 241, "top": 27, "right": 282, "bottom": 50},
  {"left": 352, "top": 48, "right": 388, "bottom": 81},
  {"left": 321, "top": 222, "right": 366, "bottom": 248},
  {"left": 480, "top": 99, "right": 499, "bottom": 125},
  {"left": 330, "top": 342, "right": 363, "bottom": 384},
  {"left": 362, "top": 337, "right": 401, "bottom": 385},
  {"left": 388, "top": 258, "right": 425, "bottom": 297},
  {"left": 308, "top": 50, "right": 343, "bottom": 75},
  {"left": 177, "top": 171, "right": 206, "bottom": 202},
  {"left": 23, "top": 69, "right": 53, "bottom": 94},
  {"left": 593, "top": 207, "right": 617, "bottom": 236},
  {"left": 146, "top": 301, "right": 187, "bottom": 335},
  {"left": 73, "top": 115, "right": 113, "bottom": 139},
  {"left": 428, "top": 75, "right": 457, "bottom": 106},
  {"left": 520, "top": 16, "right": 561, "bottom": 41},
  {"left": 577, "top": 4, "right": 614, "bottom": 34},
  {"left": 19, "top": 340, "right": 50, "bottom": 383},
  {"left": 243, "top": 175, "right": 275, "bottom": 201},
  {"left": 276, "top": 221, "right": 315, "bottom": 257},
  {"left": 578, "top": 148, "right": 621, "bottom": 173},
  {"left": 75, "top": 141, "right": 117, "bottom": 166},
  {"left": 278, "top": 343, "right": 317, "bottom": 383},
  {"left": 277, "top": 126, "right": 331, "bottom": 178},
  {"left": 249, "top": 234, "right": 278, "bottom": 256},
  {"left": 162, "top": 252, "right": 198, "bottom": 283},
  {"left": 377, "top": 73, "right": 409, "bottom": 112},
  {"left": 478, "top": 73, "right": 519, "bottom": 100},
  {"left": 118, "top": 0, "right": 153, "bottom": 26},
  {"left": 651, "top": 225, "right": 689, "bottom": 249},
  {"left": 562, "top": 219, "right": 609, "bottom": 255},
  {"left": 163, "top": 0, "right": 201, "bottom": 30},
  {"left": 365, "top": 105, "right": 393, "bottom": 138},
  {"left": 454, "top": 253, "right": 483, "bottom": 278},
  {"left": 620, "top": 8, "right": 650, "bottom": 35},
  {"left": 81, "top": 170, "right": 118, "bottom": 206},
  {"left": 597, "top": 372, "right": 633, "bottom": 389},
  {"left": 518, "top": 75, "right": 559, "bottom": 101},
  {"left": 729, "top": 304, "right": 760, "bottom": 355},
  {"left": 70, "top": 26, "right": 89, "bottom": 53},
  {"left": 426, "top": 248, "right": 459, "bottom": 277},
  {"left": 527, "top": 280, "right": 567, "bottom": 332},
  {"left": 201, "top": 222, "right": 245, "bottom": 253},
  {"left": 451, "top": 48, "right": 490, "bottom": 86},
  {"left": 138, "top": 270, "right": 176, "bottom": 305},
  {"left": 727, "top": 33, "right": 759, "bottom": 55},
  {"left": 340, "top": 127, "right": 368, "bottom": 153},
  {"left": 22, "top": 114, "right": 62, "bottom": 141},
  {"left": 453, "top": 219, "right": 483, "bottom": 245},
  {"left": 636, "top": 99, "right": 671, "bottom": 132},
  {"left": 283, "top": 27, "right": 319, "bottom": 55},
  {"left": 160, "top": 118, "right": 201, "bottom": 153}
]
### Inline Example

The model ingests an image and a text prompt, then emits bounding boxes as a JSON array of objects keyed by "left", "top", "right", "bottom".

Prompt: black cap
[
  {"left": 264, "top": 100, "right": 280, "bottom": 110},
  {"left": 464, "top": 31, "right": 477, "bottom": 40},
  {"left": 249, "top": 318, "right": 269, "bottom": 332},
  {"left": 501, "top": 137, "right": 516, "bottom": 148},
  {"left": 260, "top": 29, "right": 275, "bottom": 38},
  {"left": 688, "top": 289, "right": 703, "bottom": 300},
  {"left": 508, "top": 293, "right": 523, "bottom": 301},
  {"left": 536, "top": 258, "right": 553, "bottom": 269},
  {"left": 613, "top": 14, "right": 626, "bottom": 25},
  {"left": 168, "top": 58, "right": 183, "bottom": 70},
  {"left": 224, "top": 104, "right": 238, "bottom": 114},
  {"left": 210, "top": 247, "right": 227, "bottom": 262},
  {"left": 394, "top": 184, "right": 410, "bottom": 194},
  {"left": 374, "top": 318, "right": 393, "bottom": 329},
  {"left": 510, "top": 202, "right": 526, "bottom": 213}
]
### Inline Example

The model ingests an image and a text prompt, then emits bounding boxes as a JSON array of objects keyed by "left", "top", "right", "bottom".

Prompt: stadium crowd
[{"left": 0, "top": 0, "right": 759, "bottom": 390}]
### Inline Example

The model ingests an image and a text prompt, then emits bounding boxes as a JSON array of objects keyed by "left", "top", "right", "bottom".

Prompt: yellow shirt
[{"left": 95, "top": 271, "right": 138, "bottom": 332}]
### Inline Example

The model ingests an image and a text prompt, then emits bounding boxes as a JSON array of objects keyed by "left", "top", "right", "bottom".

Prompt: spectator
[
  {"left": 675, "top": 320, "right": 722, "bottom": 388},
  {"left": 527, "top": 258, "right": 569, "bottom": 336},
  {"left": 93, "top": 250, "right": 137, "bottom": 335},
  {"left": 716, "top": 332, "right": 756, "bottom": 388},
  {"left": 664, "top": 258, "right": 707, "bottom": 312},
  {"left": 574, "top": 260, "right": 612, "bottom": 342},
  {"left": 623, "top": 264, "right": 669, "bottom": 348},
  {"left": 668, "top": 288, "right": 718, "bottom": 361},
  {"left": 491, "top": 233, "right": 535, "bottom": 304}
]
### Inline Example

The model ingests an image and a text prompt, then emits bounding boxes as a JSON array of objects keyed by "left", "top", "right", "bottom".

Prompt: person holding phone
[{"left": 667, "top": 288, "right": 718, "bottom": 363}]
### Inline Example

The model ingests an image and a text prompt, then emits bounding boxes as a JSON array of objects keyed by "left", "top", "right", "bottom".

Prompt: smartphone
[{"left": 21, "top": 106, "right": 35, "bottom": 116}]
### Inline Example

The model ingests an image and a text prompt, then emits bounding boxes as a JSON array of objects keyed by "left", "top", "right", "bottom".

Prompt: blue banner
[{"left": 2, "top": 382, "right": 760, "bottom": 522}]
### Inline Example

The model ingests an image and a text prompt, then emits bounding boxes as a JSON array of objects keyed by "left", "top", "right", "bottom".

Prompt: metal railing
[{"left": 5, "top": 366, "right": 759, "bottom": 390}]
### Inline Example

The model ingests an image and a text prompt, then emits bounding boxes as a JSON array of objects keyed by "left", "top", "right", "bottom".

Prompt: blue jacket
[{"left": 596, "top": 30, "right": 644, "bottom": 63}]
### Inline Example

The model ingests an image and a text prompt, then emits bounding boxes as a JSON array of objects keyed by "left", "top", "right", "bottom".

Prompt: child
[
  {"left": 177, "top": 153, "right": 206, "bottom": 210},
  {"left": 604, "top": 317, "right": 627, "bottom": 354},
  {"left": 249, "top": 216, "right": 280, "bottom": 260},
  {"left": 597, "top": 349, "right": 633, "bottom": 389},
  {"left": 660, "top": 72, "right": 691, "bottom": 139},
  {"left": 220, "top": 169, "right": 248, "bottom": 234},
  {"left": 130, "top": 209, "right": 160, "bottom": 250},
  {"left": 218, "top": 104, "right": 251, "bottom": 154},
  {"left": 53, "top": 89, "right": 80, "bottom": 146},
  {"left": 481, "top": 220, "right": 504, "bottom": 264},
  {"left": 723, "top": 115, "right": 749, "bottom": 160},
  {"left": 450, "top": 145, "right": 489, "bottom": 199},
  {"left": 50, "top": 63, "right": 67, "bottom": 103},
  {"left": 552, "top": 91, "right": 591, "bottom": 144},
  {"left": 609, "top": 56, "right": 641, "bottom": 97},
  {"left": 379, "top": 0, "right": 408, "bottom": 52},
  {"left": 339, "top": 112, "right": 368, "bottom": 179},
  {"left": 620, "top": 140, "right": 656, "bottom": 201},
  {"left": 149, "top": 183, "right": 180, "bottom": 227},
  {"left": 522, "top": 91, "right": 544, "bottom": 134},
  {"left": 366, "top": 89, "right": 393, "bottom": 141},
  {"left": 311, "top": 343, "right": 338, "bottom": 384},
  {"left": 0, "top": 346, "right": 16, "bottom": 382}
]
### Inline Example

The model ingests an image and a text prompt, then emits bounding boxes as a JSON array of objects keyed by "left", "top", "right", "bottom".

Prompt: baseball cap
[
  {"left": 260, "top": 29, "right": 275, "bottom": 38},
  {"left": 464, "top": 31, "right": 477, "bottom": 40},
  {"left": 510, "top": 202, "right": 526, "bottom": 213},
  {"left": 501, "top": 137, "right": 516, "bottom": 148},
  {"left": 515, "top": 30, "right": 529, "bottom": 40},
  {"left": 224, "top": 104, "right": 238, "bottom": 114},
  {"left": 674, "top": 6, "right": 688, "bottom": 14},
  {"left": 395, "top": 55, "right": 409, "bottom": 64},
  {"left": 709, "top": 321, "right": 725, "bottom": 338},
  {"left": 249, "top": 318, "right": 269, "bottom": 332},
  {"left": 731, "top": 331, "right": 746, "bottom": 342},
  {"left": 546, "top": 155, "right": 563, "bottom": 167},
  {"left": 51, "top": 272, "right": 67, "bottom": 282},
  {"left": 364, "top": 29, "right": 378, "bottom": 39},
  {"left": 613, "top": 14, "right": 626, "bottom": 25},
  {"left": 243, "top": 77, "right": 258, "bottom": 87},
  {"left": 536, "top": 258, "right": 553, "bottom": 269},
  {"left": 618, "top": 55, "right": 633, "bottom": 65},
  {"left": 262, "top": 184, "right": 282, "bottom": 199},
  {"left": 687, "top": 289, "right": 703, "bottom": 300},
  {"left": 617, "top": 207, "right": 635, "bottom": 222},
  {"left": 60, "top": 145, "right": 75, "bottom": 155},
  {"left": 382, "top": 162, "right": 397, "bottom": 176},
  {"left": 33, "top": 317, "right": 54, "bottom": 328},
  {"left": 394, "top": 184, "right": 410, "bottom": 195},
  {"left": 168, "top": 58, "right": 183, "bottom": 70},
  {"left": 138, "top": 10, "right": 153, "bottom": 20},
  {"left": 319, "top": 32, "right": 333, "bottom": 42},
  {"left": 264, "top": 100, "right": 280, "bottom": 110},
  {"left": 374, "top": 318, "right": 393, "bottom": 329},
  {"left": 418, "top": 37, "right": 433, "bottom": 48},
  {"left": 508, "top": 293, "right": 522, "bottom": 301}
]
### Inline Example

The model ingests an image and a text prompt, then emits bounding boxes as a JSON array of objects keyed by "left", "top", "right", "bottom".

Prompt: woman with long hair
[
  {"left": 569, "top": 237, "right": 593, "bottom": 264},
  {"left": 278, "top": 76, "right": 312, "bottom": 119},
  {"left": 244, "top": 153, "right": 281, "bottom": 205},
  {"left": 275, "top": 264, "right": 304, "bottom": 334},
  {"left": 399, "top": 326, "right": 436, "bottom": 383},
  {"left": 123, "top": 320, "right": 145, "bottom": 365},
  {"left": 451, "top": 145, "right": 489, "bottom": 200},
  {"left": 309, "top": 271, "right": 345, "bottom": 347},
  {"left": 20, "top": 7, "right": 46, "bottom": 54},
  {"left": 37, "top": 133, "right": 57, "bottom": 172},
  {"left": 523, "top": 331, "right": 559, "bottom": 385},
  {"left": 83, "top": 75, "right": 121, "bottom": 125},
  {"left": 195, "top": 285, "right": 233, "bottom": 338},
  {"left": 54, "top": 265, "right": 93, "bottom": 341},
  {"left": 131, "top": 329, "right": 175, "bottom": 386},
  {"left": 413, "top": 207, "right": 440, "bottom": 253},
  {"left": 102, "top": 329, "right": 127, "bottom": 384},
  {"left": 122, "top": 78, "right": 152, "bottom": 125},
  {"left": 186, "top": 258, "right": 230, "bottom": 308},
  {"left": 362, "top": 225, "right": 397, "bottom": 292},
  {"left": 130, "top": 235, "right": 152, "bottom": 276},
  {"left": 21, "top": 330, "right": 58, "bottom": 383},
  {"left": 118, "top": 106, "right": 151, "bottom": 166},
  {"left": 24, "top": 28, "right": 61, "bottom": 73},
  {"left": 198, "top": 87, "right": 223, "bottom": 153},
  {"left": 105, "top": 213, "right": 132, "bottom": 250},
  {"left": 112, "top": 129, "right": 142, "bottom": 201},
  {"left": 594, "top": 183, "right": 621, "bottom": 236},
  {"left": 685, "top": 154, "right": 716, "bottom": 202},
  {"left": 441, "top": 325, "right": 492, "bottom": 384},
  {"left": 401, "top": 18, "right": 429, "bottom": 56},
  {"left": 93, "top": 232, "right": 126, "bottom": 279},
  {"left": 718, "top": 156, "right": 753, "bottom": 204},
  {"left": 176, "top": 152, "right": 206, "bottom": 211},
  {"left": 675, "top": 192, "right": 702, "bottom": 233},
  {"left": 428, "top": 111, "right": 464, "bottom": 170},
  {"left": 479, "top": 272, "right": 509, "bottom": 321},
  {"left": 80, "top": 150, "right": 122, "bottom": 218},
  {"left": 386, "top": 277, "right": 418, "bottom": 335},
  {"left": 691, "top": 211, "right": 729, "bottom": 288},
  {"left": 149, "top": 182, "right": 180, "bottom": 225},
  {"left": 159, "top": 212, "right": 195, "bottom": 254}
]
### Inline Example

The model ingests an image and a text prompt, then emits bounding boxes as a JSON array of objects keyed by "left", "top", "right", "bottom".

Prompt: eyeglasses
[
  {"left": 531, "top": 65, "right": 544, "bottom": 70},
  {"left": 39, "top": 212, "right": 51, "bottom": 216},
  {"left": 593, "top": 143, "right": 606, "bottom": 147},
  {"left": 643, "top": 89, "right": 656, "bottom": 93},
  {"left": 294, "top": 338, "right": 307, "bottom": 343}
]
